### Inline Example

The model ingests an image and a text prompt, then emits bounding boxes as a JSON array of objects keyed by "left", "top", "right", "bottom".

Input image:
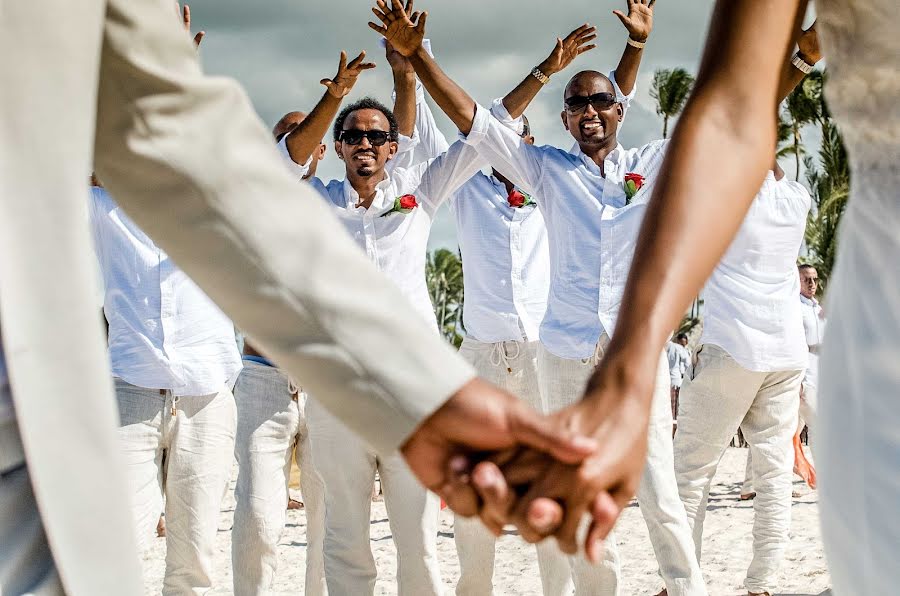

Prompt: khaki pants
[
  {"left": 674, "top": 344, "right": 801, "bottom": 594},
  {"left": 538, "top": 338, "right": 707, "bottom": 596},
  {"left": 306, "top": 398, "right": 442, "bottom": 596},
  {"left": 115, "top": 379, "right": 237, "bottom": 595},
  {"left": 232, "top": 362, "right": 327, "bottom": 596},
  {"left": 453, "top": 338, "right": 570, "bottom": 596}
]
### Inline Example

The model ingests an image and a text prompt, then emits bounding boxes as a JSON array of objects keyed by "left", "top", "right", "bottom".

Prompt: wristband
[{"left": 627, "top": 37, "right": 646, "bottom": 49}]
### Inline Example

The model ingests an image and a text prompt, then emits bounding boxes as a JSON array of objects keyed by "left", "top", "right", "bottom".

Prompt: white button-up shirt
[
  {"left": 463, "top": 104, "right": 667, "bottom": 359},
  {"left": 667, "top": 341, "right": 690, "bottom": 387},
  {"left": 277, "top": 138, "right": 483, "bottom": 330},
  {"left": 89, "top": 187, "right": 242, "bottom": 395},
  {"left": 800, "top": 294, "right": 826, "bottom": 388},
  {"left": 701, "top": 172, "right": 811, "bottom": 372},
  {"left": 396, "top": 93, "right": 551, "bottom": 343},
  {"left": 402, "top": 73, "right": 633, "bottom": 347}
]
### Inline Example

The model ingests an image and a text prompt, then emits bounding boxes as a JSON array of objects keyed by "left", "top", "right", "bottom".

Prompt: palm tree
[
  {"left": 803, "top": 119, "right": 849, "bottom": 293},
  {"left": 426, "top": 248, "right": 465, "bottom": 347},
  {"left": 650, "top": 68, "right": 695, "bottom": 138},
  {"left": 781, "top": 70, "right": 825, "bottom": 180}
]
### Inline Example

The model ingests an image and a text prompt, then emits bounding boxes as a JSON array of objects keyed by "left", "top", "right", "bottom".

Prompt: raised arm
[
  {"left": 777, "top": 21, "right": 821, "bottom": 102},
  {"left": 611, "top": 0, "right": 655, "bottom": 96},
  {"left": 369, "top": 0, "right": 477, "bottom": 135},
  {"left": 284, "top": 51, "right": 375, "bottom": 166},
  {"left": 486, "top": 0, "right": 812, "bottom": 561},
  {"left": 388, "top": 41, "right": 417, "bottom": 138},
  {"left": 501, "top": 24, "right": 598, "bottom": 119}
]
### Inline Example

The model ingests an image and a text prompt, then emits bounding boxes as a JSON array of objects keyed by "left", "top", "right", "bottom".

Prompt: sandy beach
[{"left": 142, "top": 446, "right": 831, "bottom": 595}]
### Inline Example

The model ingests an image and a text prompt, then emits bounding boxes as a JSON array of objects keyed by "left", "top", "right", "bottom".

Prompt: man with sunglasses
[
  {"left": 275, "top": 49, "right": 487, "bottom": 596},
  {"left": 390, "top": 20, "right": 650, "bottom": 595},
  {"left": 369, "top": 1, "right": 710, "bottom": 594}
]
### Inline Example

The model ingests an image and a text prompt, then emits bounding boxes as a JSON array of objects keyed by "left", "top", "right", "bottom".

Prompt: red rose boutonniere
[
  {"left": 507, "top": 189, "right": 535, "bottom": 208},
  {"left": 380, "top": 194, "right": 418, "bottom": 217},
  {"left": 624, "top": 173, "right": 644, "bottom": 205}
]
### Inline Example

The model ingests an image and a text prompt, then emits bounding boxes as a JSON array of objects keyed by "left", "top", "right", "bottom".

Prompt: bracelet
[
  {"left": 531, "top": 67, "right": 550, "bottom": 85},
  {"left": 792, "top": 52, "right": 814, "bottom": 74},
  {"left": 627, "top": 37, "right": 646, "bottom": 49}
]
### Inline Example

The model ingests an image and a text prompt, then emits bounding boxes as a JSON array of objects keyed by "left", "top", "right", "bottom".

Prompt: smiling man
[{"left": 276, "top": 50, "right": 485, "bottom": 596}]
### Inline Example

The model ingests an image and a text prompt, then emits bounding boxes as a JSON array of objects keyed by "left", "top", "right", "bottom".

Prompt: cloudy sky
[{"left": 187, "top": 0, "right": 743, "bottom": 249}]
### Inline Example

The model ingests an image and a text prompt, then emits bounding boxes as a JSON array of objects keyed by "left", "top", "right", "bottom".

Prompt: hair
[
  {"left": 798, "top": 264, "right": 816, "bottom": 272},
  {"left": 676, "top": 333, "right": 688, "bottom": 342},
  {"left": 332, "top": 97, "right": 399, "bottom": 143}
]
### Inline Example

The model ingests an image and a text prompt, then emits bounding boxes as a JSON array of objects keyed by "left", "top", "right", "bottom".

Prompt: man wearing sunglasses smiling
[
  {"left": 276, "top": 46, "right": 488, "bottom": 596},
  {"left": 370, "top": 1, "right": 712, "bottom": 594}
]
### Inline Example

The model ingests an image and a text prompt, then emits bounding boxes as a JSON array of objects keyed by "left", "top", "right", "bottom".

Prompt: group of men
[{"left": 79, "top": 1, "right": 828, "bottom": 596}]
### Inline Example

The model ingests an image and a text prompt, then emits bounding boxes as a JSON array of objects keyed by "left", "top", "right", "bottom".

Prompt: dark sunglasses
[
  {"left": 564, "top": 92, "right": 617, "bottom": 114},
  {"left": 339, "top": 129, "right": 391, "bottom": 146}
]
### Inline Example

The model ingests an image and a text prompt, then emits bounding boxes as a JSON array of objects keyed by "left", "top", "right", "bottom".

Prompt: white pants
[
  {"left": 306, "top": 398, "right": 442, "bottom": 596},
  {"left": 674, "top": 345, "right": 801, "bottom": 594},
  {"left": 538, "top": 340, "right": 707, "bottom": 596},
  {"left": 115, "top": 379, "right": 237, "bottom": 595},
  {"left": 232, "top": 362, "right": 327, "bottom": 596},
  {"left": 817, "top": 190, "right": 900, "bottom": 595},
  {"left": 454, "top": 338, "right": 570, "bottom": 596}
]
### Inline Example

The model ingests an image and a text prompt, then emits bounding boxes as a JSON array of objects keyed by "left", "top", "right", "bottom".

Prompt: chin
[{"left": 355, "top": 166, "right": 376, "bottom": 177}]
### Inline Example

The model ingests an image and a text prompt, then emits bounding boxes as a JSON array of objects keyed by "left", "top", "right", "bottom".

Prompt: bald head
[
  {"left": 564, "top": 70, "right": 614, "bottom": 100},
  {"left": 273, "top": 111, "right": 307, "bottom": 140}
]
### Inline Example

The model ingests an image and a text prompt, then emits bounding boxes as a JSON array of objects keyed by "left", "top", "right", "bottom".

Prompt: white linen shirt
[
  {"left": 701, "top": 172, "right": 811, "bottom": 372},
  {"left": 667, "top": 341, "right": 690, "bottom": 387},
  {"left": 89, "top": 186, "right": 242, "bottom": 395},
  {"left": 276, "top": 137, "right": 483, "bottom": 330},
  {"left": 402, "top": 73, "right": 633, "bottom": 346},
  {"left": 800, "top": 294, "right": 826, "bottom": 388},
  {"left": 463, "top": 104, "right": 667, "bottom": 359},
  {"left": 397, "top": 93, "right": 551, "bottom": 343}
]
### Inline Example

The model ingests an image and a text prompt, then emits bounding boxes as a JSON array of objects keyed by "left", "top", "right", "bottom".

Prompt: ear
[
  {"left": 316, "top": 143, "right": 327, "bottom": 160},
  {"left": 560, "top": 110, "right": 568, "bottom": 130},
  {"left": 616, "top": 103, "right": 624, "bottom": 122},
  {"left": 333, "top": 140, "right": 344, "bottom": 159},
  {"left": 386, "top": 140, "right": 399, "bottom": 160}
]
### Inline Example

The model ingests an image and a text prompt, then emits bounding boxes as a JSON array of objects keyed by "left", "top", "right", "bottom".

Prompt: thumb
[
  {"left": 612, "top": 10, "right": 629, "bottom": 27},
  {"left": 508, "top": 403, "right": 597, "bottom": 464}
]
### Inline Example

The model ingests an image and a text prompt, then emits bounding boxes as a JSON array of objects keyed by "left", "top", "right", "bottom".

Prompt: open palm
[
  {"left": 320, "top": 51, "right": 376, "bottom": 99},
  {"left": 613, "top": 0, "right": 656, "bottom": 42},
  {"left": 541, "top": 24, "right": 598, "bottom": 76},
  {"left": 369, "top": 0, "right": 426, "bottom": 57}
]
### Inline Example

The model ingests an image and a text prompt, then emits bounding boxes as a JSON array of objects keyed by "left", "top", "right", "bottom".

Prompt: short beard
[{"left": 354, "top": 165, "right": 377, "bottom": 177}]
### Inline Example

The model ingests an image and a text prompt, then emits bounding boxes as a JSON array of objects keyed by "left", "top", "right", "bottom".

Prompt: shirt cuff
[
  {"left": 489, "top": 98, "right": 525, "bottom": 135},
  {"left": 608, "top": 69, "right": 635, "bottom": 111},
  {"left": 276, "top": 135, "right": 312, "bottom": 180},
  {"left": 397, "top": 130, "right": 421, "bottom": 157},
  {"left": 460, "top": 103, "right": 492, "bottom": 148}
]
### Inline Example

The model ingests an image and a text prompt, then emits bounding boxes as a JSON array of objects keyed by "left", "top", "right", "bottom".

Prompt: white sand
[{"left": 142, "top": 447, "right": 831, "bottom": 595}]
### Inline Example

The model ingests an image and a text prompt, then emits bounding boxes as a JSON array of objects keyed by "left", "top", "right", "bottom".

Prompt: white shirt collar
[
  {"left": 341, "top": 172, "right": 393, "bottom": 211},
  {"left": 800, "top": 294, "right": 818, "bottom": 307}
]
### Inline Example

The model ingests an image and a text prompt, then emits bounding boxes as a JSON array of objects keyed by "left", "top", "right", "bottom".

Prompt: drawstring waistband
[
  {"left": 581, "top": 339, "right": 607, "bottom": 367},
  {"left": 490, "top": 341, "right": 521, "bottom": 374}
]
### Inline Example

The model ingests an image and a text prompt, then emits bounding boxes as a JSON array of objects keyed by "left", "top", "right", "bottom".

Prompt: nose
[
  {"left": 358, "top": 135, "right": 373, "bottom": 149},
  {"left": 583, "top": 103, "right": 599, "bottom": 118}
]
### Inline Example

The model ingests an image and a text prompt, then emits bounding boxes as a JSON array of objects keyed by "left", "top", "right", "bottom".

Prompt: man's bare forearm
[
  {"left": 393, "top": 70, "right": 417, "bottom": 137},
  {"left": 285, "top": 92, "right": 342, "bottom": 165},
  {"left": 613, "top": 44, "right": 643, "bottom": 96},
  {"left": 593, "top": 0, "right": 808, "bottom": 391},
  {"left": 409, "top": 46, "right": 477, "bottom": 136}
]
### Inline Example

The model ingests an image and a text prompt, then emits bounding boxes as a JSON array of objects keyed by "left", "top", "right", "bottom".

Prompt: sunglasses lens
[
  {"left": 341, "top": 131, "right": 365, "bottom": 145},
  {"left": 566, "top": 97, "right": 590, "bottom": 113},
  {"left": 368, "top": 131, "right": 389, "bottom": 146}
]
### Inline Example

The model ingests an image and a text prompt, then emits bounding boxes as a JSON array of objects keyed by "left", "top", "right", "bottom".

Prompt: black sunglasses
[
  {"left": 564, "top": 92, "right": 617, "bottom": 114},
  {"left": 339, "top": 129, "right": 391, "bottom": 146}
]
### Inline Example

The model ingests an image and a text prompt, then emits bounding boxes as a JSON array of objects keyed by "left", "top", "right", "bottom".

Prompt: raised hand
[
  {"left": 176, "top": 3, "right": 205, "bottom": 47},
  {"left": 538, "top": 24, "right": 598, "bottom": 77},
  {"left": 797, "top": 20, "right": 821, "bottom": 64},
  {"left": 613, "top": 0, "right": 656, "bottom": 43},
  {"left": 368, "top": 0, "right": 427, "bottom": 58},
  {"left": 320, "top": 51, "right": 376, "bottom": 99}
]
